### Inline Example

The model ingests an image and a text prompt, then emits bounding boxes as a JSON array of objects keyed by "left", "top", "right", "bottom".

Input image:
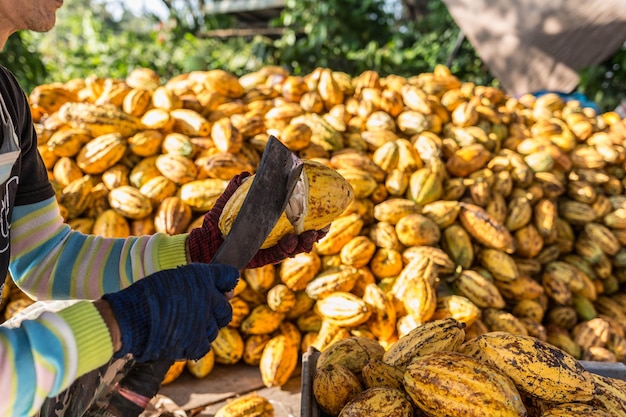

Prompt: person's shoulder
[
  {"left": 0, "top": 65, "right": 28, "bottom": 112},
  {"left": 0, "top": 65, "right": 21, "bottom": 91},
  {"left": 0, "top": 65, "right": 19, "bottom": 86}
]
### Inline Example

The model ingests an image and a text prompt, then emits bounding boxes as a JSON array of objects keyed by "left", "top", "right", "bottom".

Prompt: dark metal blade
[{"left": 210, "top": 135, "right": 304, "bottom": 270}]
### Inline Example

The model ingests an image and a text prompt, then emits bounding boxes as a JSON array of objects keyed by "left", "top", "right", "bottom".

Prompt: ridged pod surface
[
  {"left": 186, "top": 349, "right": 215, "bottom": 379},
  {"left": 539, "top": 402, "right": 613, "bottom": 417},
  {"left": 259, "top": 334, "right": 298, "bottom": 387},
  {"left": 214, "top": 393, "right": 274, "bottom": 417},
  {"left": 313, "top": 363, "right": 363, "bottom": 416},
  {"left": 315, "top": 213, "right": 364, "bottom": 255},
  {"left": 76, "top": 133, "right": 128, "bottom": 175},
  {"left": 240, "top": 305, "right": 285, "bottom": 335},
  {"left": 315, "top": 336, "right": 385, "bottom": 377},
  {"left": 313, "top": 292, "right": 371, "bottom": 328},
  {"left": 459, "top": 332, "right": 595, "bottom": 403},
  {"left": 458, "top": 202, "right": 515, "bottom": 253},
  {"left": 338, "top": 387, "right": 413, "bottom": 417},
  {"left": 403, "top": 351, "right": 526, "bottom": 417},
  {"left": 361, "top": 358, "right": 405, "bottom": 390},
  {"left": 382, "top": 318, "right": 466, "bottom": 370},
  {"left": 362, "top": 283, "right": 396, "bottom": 341},
  {"left": 58, "top": 102, "right": 141, "bottom": 137},
  {"left": 591, "top": 373, "right": 626, "bottom": 417}
]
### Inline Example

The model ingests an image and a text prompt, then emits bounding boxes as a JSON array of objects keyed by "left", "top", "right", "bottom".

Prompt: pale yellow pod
[
  {"left": 220, "top": 160, "right": 354, "bottom": 249},
  {"left": 214, "top": 393, "right": 274, "bottom": 417},
  {"left": 259, "top": 334, "right": 298, "bottom": 388},
  {"left": 404, "top": 351, "right": 525, "bottom": 417},
  {"left": 460, "top": 332, "right": 595, "bottom": 403}
]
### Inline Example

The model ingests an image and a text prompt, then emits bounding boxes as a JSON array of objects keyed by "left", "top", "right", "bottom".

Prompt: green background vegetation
[{"left": 2, "top": 0, "right": 625, "bottom": 112}]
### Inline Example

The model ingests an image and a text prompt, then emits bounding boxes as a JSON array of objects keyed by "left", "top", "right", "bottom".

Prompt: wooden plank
[
  {"left": 197, "top": 27, "right": 289, "bottom": 39},
  {"left": 204, "top": 0, "right": 286, "bottom": 14}
]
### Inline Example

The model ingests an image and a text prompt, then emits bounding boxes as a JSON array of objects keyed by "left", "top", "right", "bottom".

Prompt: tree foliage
[
  {"left": 152, "top": 0, "right": 235, "bottom": 32},
  {"left": 0, "top": 33, "right": 47, "bottom": 92},
  {"left": 578, "top": 49, "right": 626, "bottom": 112},
  {"left": 3, "top": 0, "right": 625, "bottom": 112},
  {"left": 272, "top": 0, "right": 395, "bottom": 74}
]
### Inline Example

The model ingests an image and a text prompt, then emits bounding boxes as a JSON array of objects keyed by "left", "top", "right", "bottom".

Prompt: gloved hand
[
  {"left": 101, "top": 263, "right": 239, "bottom": 363},
  {"left": 187, "top": 172, "right": 328, "bottom": 268}
]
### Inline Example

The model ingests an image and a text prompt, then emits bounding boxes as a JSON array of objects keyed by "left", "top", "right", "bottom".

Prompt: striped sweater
[{"left": 1, "top": 196, "right": 189, "bottom": 416}]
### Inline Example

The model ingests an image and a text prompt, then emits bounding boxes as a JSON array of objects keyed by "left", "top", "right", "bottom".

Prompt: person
[
  {"left": 2, "top": 262, "right": 241, "bottom": 417},
  {"left": 0, "top": 1, "right": 326, "bottom": 416}
]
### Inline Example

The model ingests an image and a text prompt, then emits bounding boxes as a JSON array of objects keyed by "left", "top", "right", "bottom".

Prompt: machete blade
[{"left": 210, "top": 135, "right": 304, "bottom": 270}]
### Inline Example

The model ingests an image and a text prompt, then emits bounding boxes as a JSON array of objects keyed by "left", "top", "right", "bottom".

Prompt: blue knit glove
[{"left": 102, "top": 263, "right": 239, "bottom": 363}]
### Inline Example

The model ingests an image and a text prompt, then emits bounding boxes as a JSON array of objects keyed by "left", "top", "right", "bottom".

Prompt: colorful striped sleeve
[
  {"left": 0, "top": 301, "right": 112, "bottom": 417},
  {"left": 9, "top": 197, "right": 189, "bottom": 300}
]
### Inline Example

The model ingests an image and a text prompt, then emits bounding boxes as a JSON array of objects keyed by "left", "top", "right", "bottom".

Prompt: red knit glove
[
  {"left": 245, "top": 228, "right": 328, "bottom": 268},
  {"left": 187, "top": 172, "right": 328, "bottom": 269},
  {"left": 187, "top": 172, "right": 251, "bottom": 263}
]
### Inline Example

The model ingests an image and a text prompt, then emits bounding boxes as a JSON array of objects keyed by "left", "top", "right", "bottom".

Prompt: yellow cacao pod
[
  {"left": 404, "top": 351, "right": 525, "bottom": 417},
  {"left": 219, "top": 160, "right": 354, "bottom": 249},
  {"left": 153, "top": 196, "right": 192, "bottom": 235},
  {"left": 92, "top": 209, "right": 130, "bottom": 238},
  {"left": 47, "top": 128, "right": 92, "bottom": 157},
  {"left": 186, "top": 349, "right": 215, "bottom": 379},
  {"left": 314, "top": 292, "right": 371, "bottom": 327},
  {"left": 460, "top": 332, "right": 596, "bottom": 403},
  {"left": 211, "top": 327, "right": 244, "bottom": 365},
  {"left": 279, "top": 251, "right": 321, "bottom": 291},
  {"left": 242, "top": 334, "right": 271, "bottom": 367},
  {"left": 178, "top": 178, "right": 229, "bottom": 212},
  {"left": 58, "top": 102, "right": 141, "bottom": 137},
  {"left": 316, "top": 336, "right": 385, "bottom": 379},
  {"left": 60, "top": 175, "right": 94, "bottom": 219},
  {"left": 155, "top": 153, "right": 197, "bottom": 184},
  {"left": 339, "top": 387, "right": 414, "bottom": 417},
  {"left": 240, "top": 304, "right": 285, "bottom": 335},
  {"left": 361, "top": 358, "right": 405, "bottom": 390},
  {"left": 214, "top": 393, "right": 274, "bottom": 417},
  {"left": 76, "top": 133, "right": 128, "bottom": 175},
  {"left": 107, "top": 185, "right": 153, "bottom": 220},
  {"left": 259, "top": 334, "right": 299, "bottom": 387},
  {"left": 161, "top": 361, "right": 186, "bottom": 385},
  {"left": 313, "top": 363, "right": 363, "bottom": 416}
]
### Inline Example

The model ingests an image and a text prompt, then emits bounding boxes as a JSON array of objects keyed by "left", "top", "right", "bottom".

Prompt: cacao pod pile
[
  {"left": 311, "top": 321, "right": 626, "bottom": 417},
  {"left": 3, "top": 65, "right": 626, "bottom": 398}
]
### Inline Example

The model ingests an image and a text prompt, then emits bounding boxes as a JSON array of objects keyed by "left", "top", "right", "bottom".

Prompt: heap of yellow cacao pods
[
  {"left": 3, "top": 64, "right": 626, "bottom": 398},
  {"left": 310, "top": 319, "right": 626, "bottom": 417}
]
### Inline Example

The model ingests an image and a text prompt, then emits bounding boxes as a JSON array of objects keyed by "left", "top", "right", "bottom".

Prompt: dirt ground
[{"left": 155, "top": 362, "right": 304, "bottom": 417}]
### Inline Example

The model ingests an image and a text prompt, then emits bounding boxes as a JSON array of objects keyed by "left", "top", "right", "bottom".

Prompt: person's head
[{"left": 0, "top": 0, "right": 63, "bottom": 48}]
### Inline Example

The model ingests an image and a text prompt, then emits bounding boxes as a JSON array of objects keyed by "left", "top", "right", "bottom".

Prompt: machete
[{"left": 82, "top": 135, "right": 304, "bottom": 417}]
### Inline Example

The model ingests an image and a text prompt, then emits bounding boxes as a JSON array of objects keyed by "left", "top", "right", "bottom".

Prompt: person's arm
[
  {"left": 0, "top": 301, "right": 114, "bottom": 417},
  {"left": 10, "top": 192, "right": 325, "bottom": 301},
  {"left": 9, "top": 197, "right": 188, "bottom": 300},
  {"left": 0, "top": 263, "right": 238, "bottom": 417},
  {"left": 0, "top": 65, "right": 187, "bottom": 301}
]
